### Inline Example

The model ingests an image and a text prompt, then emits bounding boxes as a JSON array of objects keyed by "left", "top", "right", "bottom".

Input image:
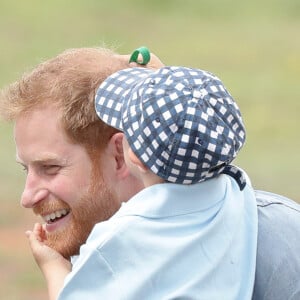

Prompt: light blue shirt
[{"left": 58, "top": 174, "right": 258, "bottom": 300}]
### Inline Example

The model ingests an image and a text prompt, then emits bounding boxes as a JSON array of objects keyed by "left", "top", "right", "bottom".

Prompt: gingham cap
[{"left": 95, "top": 66, "right": 246, "bottom": 187}]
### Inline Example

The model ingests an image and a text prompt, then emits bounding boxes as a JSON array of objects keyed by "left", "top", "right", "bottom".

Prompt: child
[{"left": 27, "top": 65, "right": 257, "bottom": 300}]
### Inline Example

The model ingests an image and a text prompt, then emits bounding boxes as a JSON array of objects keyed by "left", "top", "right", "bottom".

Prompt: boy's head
[{"left": 95, "top": 66, "right": 246, "bottom": 185}]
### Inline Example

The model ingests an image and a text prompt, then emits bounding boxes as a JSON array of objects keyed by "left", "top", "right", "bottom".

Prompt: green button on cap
[{"left": 129, "top": 46, "right": 151, "bottom": 65}]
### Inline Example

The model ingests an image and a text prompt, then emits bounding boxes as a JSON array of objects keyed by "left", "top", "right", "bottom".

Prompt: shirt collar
[{"left": 114, "top": 174, "right": 231, "bottom": 219}]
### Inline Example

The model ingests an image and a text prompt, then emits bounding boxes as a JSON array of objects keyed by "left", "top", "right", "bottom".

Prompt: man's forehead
[
  {"left": 14, "top": 105, "right": 63, "bottom": 134},
  {"left": 14, "top": 106, "right": 72, "bottom": 160}
]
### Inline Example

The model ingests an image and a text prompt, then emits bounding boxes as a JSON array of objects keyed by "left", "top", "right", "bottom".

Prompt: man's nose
[{"left": 20, "top": 170, "right": 48, "bottom": 208}]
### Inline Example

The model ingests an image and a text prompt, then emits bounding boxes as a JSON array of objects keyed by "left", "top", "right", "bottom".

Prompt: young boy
[{"left": 27, "top": 65, "right": 258, "bottom": 300}]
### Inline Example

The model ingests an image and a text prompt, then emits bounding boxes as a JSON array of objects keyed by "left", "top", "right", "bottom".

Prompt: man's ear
[
  {"left": 107, "top": 132, "right": 129, "bottom": 178},
  {"left": 128, "top": 148, "right": 148, "bottom": 173}
]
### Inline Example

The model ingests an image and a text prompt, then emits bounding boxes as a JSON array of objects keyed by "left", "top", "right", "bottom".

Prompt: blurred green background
[{"left": 0, "top": 0, "right": 299, "bottom": 299}]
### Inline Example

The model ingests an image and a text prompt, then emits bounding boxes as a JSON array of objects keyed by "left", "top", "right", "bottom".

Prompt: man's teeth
[{"left": 43, "top": 209, "right": 69, "bottom": 222}]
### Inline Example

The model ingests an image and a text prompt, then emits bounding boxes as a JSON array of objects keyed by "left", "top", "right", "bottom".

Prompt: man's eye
[{"left": 43, "top": 165, "right": 61, "bottom": 175}]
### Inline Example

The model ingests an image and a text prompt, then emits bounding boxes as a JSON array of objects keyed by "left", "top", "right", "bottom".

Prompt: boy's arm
[
  {"left": 26, "top": 223, "right": 72, "bottom": 300},
  {"left": 42, "top": 259, "right": 71, "bottom": 300}
]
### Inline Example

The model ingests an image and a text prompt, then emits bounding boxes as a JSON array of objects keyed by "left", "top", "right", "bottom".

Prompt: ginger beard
[{"left": 33, "top": 170, "right": 119, "bottom": 259}]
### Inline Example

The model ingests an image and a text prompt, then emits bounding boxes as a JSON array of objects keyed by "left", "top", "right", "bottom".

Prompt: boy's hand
[{"left": 26, "top": 223, "right": 71, "bottom": 273}]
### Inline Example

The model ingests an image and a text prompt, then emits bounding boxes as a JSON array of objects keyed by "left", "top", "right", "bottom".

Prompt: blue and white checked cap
[{"left": 95, "top": 66, "right": 246, "bottom": 187}]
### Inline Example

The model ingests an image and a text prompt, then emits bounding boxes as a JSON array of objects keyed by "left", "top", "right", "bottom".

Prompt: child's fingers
[
  {"left": 25, "top": 227, "right": 47, "bottom": 267},
  {"left": 26, "top": 228, "right": 39, "bottom": 245},
  {"left": 26, "top": 223, "right": 44, "bottom": 245},
  {"left": 32, "top": 223, "right": 45, "bottom": 242},
  {"left": 33, "top": 222, "right": 42, "bottom": 234},
  {"left": 41, "top": 224, "right": 47, "bottom": 240},
  {"left": 25, "top": 230, "right": 32, "bottom": 238},
  {"left": 26, "top": 230, "right": 38, "bottom": 253}
]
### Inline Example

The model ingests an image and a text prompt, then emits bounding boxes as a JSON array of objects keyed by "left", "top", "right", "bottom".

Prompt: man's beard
[{"left": 34, "top": 172, "right": 120, "bottom": 259}]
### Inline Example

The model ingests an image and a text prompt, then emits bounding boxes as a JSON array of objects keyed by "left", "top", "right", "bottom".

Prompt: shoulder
[
  {"left": 255, "top": 190, "right": 300, "bottom": 247},
  {"left": 256, "top": 190, "right": 300, "bottom": 234},
  {"left": 253, "top": 190, "right": 300, "bottom": 300},
  {"left": 256, "top": 190, "right": 300, "bottom": 211}
]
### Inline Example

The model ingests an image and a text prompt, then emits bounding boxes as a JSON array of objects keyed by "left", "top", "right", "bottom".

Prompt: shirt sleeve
[
  {"left": 253, "top": 191, "right": 300, "bottom": 300},
  {"left": 57, "top": 245, "right": 122, "bottom": 300}
]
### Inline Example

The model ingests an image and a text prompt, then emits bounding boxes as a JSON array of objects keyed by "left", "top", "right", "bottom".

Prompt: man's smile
[{"left": 42, "top": 208, "right": 70, "bottom": 224}]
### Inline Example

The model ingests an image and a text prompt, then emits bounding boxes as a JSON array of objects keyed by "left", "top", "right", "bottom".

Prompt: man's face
[{"left": 14, "top": 106, "right": 120, "bottom": 258}]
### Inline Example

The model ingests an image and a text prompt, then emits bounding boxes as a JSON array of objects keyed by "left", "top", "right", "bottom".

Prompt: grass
[{"left": 0, "top": 0, "right": 299, "bottom": 298}]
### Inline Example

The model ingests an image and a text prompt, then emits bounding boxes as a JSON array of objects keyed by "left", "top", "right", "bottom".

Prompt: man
[
  {"left": 27, "top": 65, "right": 258, "bottom": 299},
  {"left": 1, "top": 47, "right": 299, "bottom": 299}
]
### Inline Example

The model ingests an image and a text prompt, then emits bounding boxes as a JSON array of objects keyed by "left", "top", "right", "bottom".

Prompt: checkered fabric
[{"left": 95, "top": 66, "right": 246, "bottom": 188}]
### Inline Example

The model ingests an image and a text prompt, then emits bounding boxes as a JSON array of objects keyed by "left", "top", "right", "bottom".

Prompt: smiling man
[
  {"left": 0, "top": 47, "right": 299, "bottom": 299},
  {"left": 15, "top": 105, "right": 120, "bottom": 258},
  {"left": 2, "top": 47, "right": 148, "bottom": 259}
]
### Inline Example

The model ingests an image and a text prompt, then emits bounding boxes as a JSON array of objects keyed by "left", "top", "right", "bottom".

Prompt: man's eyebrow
[
  {"left": 16, "top": 155, "right": 67, "bottom": 165},
  {"left": 33, "top": 158, "right": 61, "bottom": 164}
]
